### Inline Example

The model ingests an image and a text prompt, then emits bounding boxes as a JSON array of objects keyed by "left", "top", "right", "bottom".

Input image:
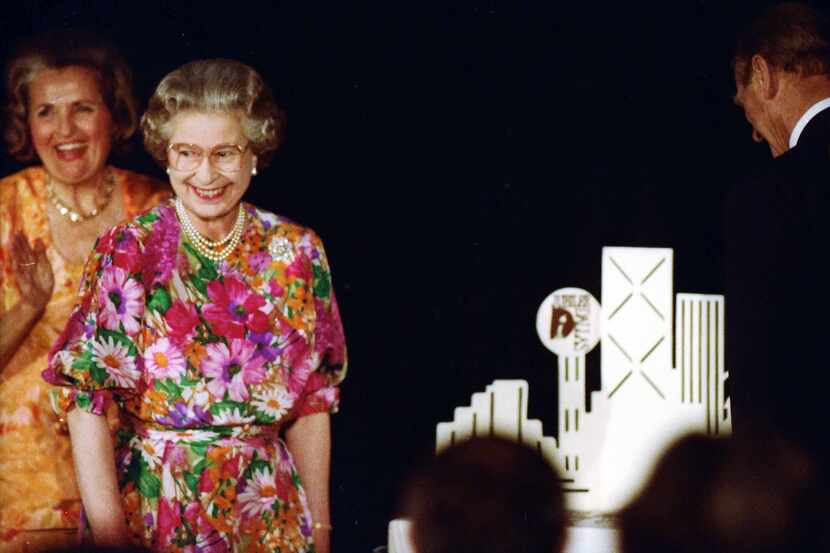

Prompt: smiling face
[
  {"left": 28, "top": 65, "right": 114, "bottom": 185},
  {"left": 166, "top": 110, "right": 256, "bottom": 235}
]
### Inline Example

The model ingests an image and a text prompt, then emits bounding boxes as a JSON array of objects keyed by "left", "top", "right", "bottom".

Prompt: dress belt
[{"left": 127, "top": 418, "right": 283, "bottom": 444}]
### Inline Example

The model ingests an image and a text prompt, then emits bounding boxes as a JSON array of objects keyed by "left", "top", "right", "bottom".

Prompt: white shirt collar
[{"left": 789, "top": 97, "right": 830, "bottom": 148}]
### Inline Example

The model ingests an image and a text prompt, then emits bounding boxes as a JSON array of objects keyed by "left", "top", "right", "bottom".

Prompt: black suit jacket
[{"left": 725, "top": 107, "right": 830, "bottom": 458}]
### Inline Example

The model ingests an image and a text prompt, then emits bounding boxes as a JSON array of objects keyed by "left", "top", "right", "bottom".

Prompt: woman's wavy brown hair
[{"left": 3, "top": 30, "right": 138, "bottom": 161}]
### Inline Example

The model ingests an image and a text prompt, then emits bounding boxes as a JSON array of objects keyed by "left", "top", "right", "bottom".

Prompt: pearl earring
[
  {"left": 252, "top": 167, "right": 258, "bottom": 176},
  {"left": 166, "top": 167, "right": 171, "bottom": 175}
]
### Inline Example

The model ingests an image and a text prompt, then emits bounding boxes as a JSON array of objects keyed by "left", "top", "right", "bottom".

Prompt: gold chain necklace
[
  {"left": 175, "top": 198, "right": 246, "bottom": 262},
  {"left": 46, "top": 169, "right": 115, "bottom": 223}
]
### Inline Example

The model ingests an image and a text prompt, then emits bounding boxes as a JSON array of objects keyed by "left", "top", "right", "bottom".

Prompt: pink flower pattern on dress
[
  {"left": 238, "top": 469, "right": 280, "bottom": 518},
  {"left": 143, "top": 337, "right": 186, "bottom": 381},
  {"left": 141, "top": 206, "right": 181, "bottom": 286},
  {"left": 201, "top": 339, "right": 267, "bottom": 402},
  {"left": 45, "top": 199, "right": 346, "bottom": 552},
  {"left": 91, "top": 336, "right": 140, "bottom": 388},
  {"left": 111, "top": 228, "right": 142, "bottom": 273},
  {"left": 164, "top": 300, "right": 200, "bottom": 344},
  {"left": 98, "top": 265, "right": 144, "bottom": 335},
  {"left": 202, "top": 276, "right": 270, "bottom": 339}
]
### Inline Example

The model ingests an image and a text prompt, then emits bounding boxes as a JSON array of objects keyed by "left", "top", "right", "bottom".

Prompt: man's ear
[{"left": 751, "top": 54, "right": 780, "bottom": 100}]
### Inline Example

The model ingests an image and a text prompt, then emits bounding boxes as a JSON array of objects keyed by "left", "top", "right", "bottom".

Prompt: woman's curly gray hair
[{"left": 141, "top": 59, "right": 284, "bottom": 169}]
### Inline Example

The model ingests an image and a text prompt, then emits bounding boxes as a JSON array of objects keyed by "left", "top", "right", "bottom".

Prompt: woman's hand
[
  {"left": 11, "top": 232, "right": 54, "bottom": 313},
  {"left": 0, "top": 233, "right": 55, "bottom": 371}
]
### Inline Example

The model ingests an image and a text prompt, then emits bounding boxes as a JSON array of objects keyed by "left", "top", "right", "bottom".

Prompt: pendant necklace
[{"left": 46, "top": 169, "right": 115, "bottom": 223}]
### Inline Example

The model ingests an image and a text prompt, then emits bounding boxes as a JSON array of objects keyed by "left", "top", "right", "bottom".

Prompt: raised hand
[{"left": 11, "top": 232, "right": 54, "bottom": 313}]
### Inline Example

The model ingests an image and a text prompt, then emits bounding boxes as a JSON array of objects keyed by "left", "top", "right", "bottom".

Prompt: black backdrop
[{"left": 0, "top": 1, "right": 796, "bottom": 550}]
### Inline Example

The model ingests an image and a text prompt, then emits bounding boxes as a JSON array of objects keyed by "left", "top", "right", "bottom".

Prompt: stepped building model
[{"left": 436, "top": 247, "right": 731, "bottom": 512}]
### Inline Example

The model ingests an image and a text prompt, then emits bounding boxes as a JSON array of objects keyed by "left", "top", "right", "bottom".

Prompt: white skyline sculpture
[
  {"left": 435, "top": 246, "right": 731, "bottom": 513},
  {"left": 435, "top": 380, "right": 558, "bottom": 460}
]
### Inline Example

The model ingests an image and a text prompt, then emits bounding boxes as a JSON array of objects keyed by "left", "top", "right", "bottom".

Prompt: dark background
[{"left": 0, "top": 1, "right": 797, "bottom": 550}]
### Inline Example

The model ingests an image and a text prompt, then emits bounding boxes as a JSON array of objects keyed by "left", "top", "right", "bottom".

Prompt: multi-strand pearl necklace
[
  {"left": 46, "top": 169, "right": 115, "bottom": 223},
  {"left": 175, "top": 197, "right": 246, "bottom": 262}
]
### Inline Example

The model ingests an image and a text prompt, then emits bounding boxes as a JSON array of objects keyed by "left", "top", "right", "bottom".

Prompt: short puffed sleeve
[
  {"left": 292, "top": 230, "right": 347, "bottom": 417},
  {"left": 43, "top": 224, "right": 146, "bottom": 417}
]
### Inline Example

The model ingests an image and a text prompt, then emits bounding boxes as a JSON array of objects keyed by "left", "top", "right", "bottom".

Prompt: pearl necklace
[
  {"left": 175, "top": 198, "right": 246, "bottom": 262},
  {"left": 46, "top": 169, "right": 115, "bottom": 223}
]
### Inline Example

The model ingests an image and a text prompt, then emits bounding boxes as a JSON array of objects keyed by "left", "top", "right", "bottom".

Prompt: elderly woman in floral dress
[{"left": 44, "top": 59, "right": 347, "bottom": 553}]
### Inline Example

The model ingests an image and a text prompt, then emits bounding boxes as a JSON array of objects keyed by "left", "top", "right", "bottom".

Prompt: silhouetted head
[{"left": 401, "top": 437, "right": 566, "bottom": 553}]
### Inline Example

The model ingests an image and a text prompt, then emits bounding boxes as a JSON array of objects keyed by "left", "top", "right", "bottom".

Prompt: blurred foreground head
[
  {"left": 401, "top": 437, "right": 566, "bottom": 553},
  {"left": 620, "top": 432, "right": 829, "bottom": 553}
]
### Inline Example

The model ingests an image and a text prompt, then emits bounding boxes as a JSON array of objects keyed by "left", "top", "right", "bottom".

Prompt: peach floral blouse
[{"left": 0, "top": 166, "right": 168, "bottom": 542}]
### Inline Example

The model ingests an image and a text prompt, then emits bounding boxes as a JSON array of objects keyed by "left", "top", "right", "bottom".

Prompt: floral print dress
[{"left": 44, "top": 198, "right": 347, "bottom": 552}]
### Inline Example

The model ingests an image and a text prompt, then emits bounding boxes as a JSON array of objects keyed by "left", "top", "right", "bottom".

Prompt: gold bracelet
[{"left": 312, "top": 522, "right": 333, "bottom": 531}]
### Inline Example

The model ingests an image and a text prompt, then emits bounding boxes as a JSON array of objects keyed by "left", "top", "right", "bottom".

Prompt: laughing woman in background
[{"left": 0, "top": 31, "right": 167, "bottom": 552}]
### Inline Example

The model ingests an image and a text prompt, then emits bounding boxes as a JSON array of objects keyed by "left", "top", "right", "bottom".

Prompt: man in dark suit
[{"left": 727, "top": 3, "right": 830, "bottom": 461}]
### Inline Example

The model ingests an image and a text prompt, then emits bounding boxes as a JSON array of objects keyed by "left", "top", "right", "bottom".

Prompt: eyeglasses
[{"left": 167, "top": 143, "right": 250, "bottom": 173}]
